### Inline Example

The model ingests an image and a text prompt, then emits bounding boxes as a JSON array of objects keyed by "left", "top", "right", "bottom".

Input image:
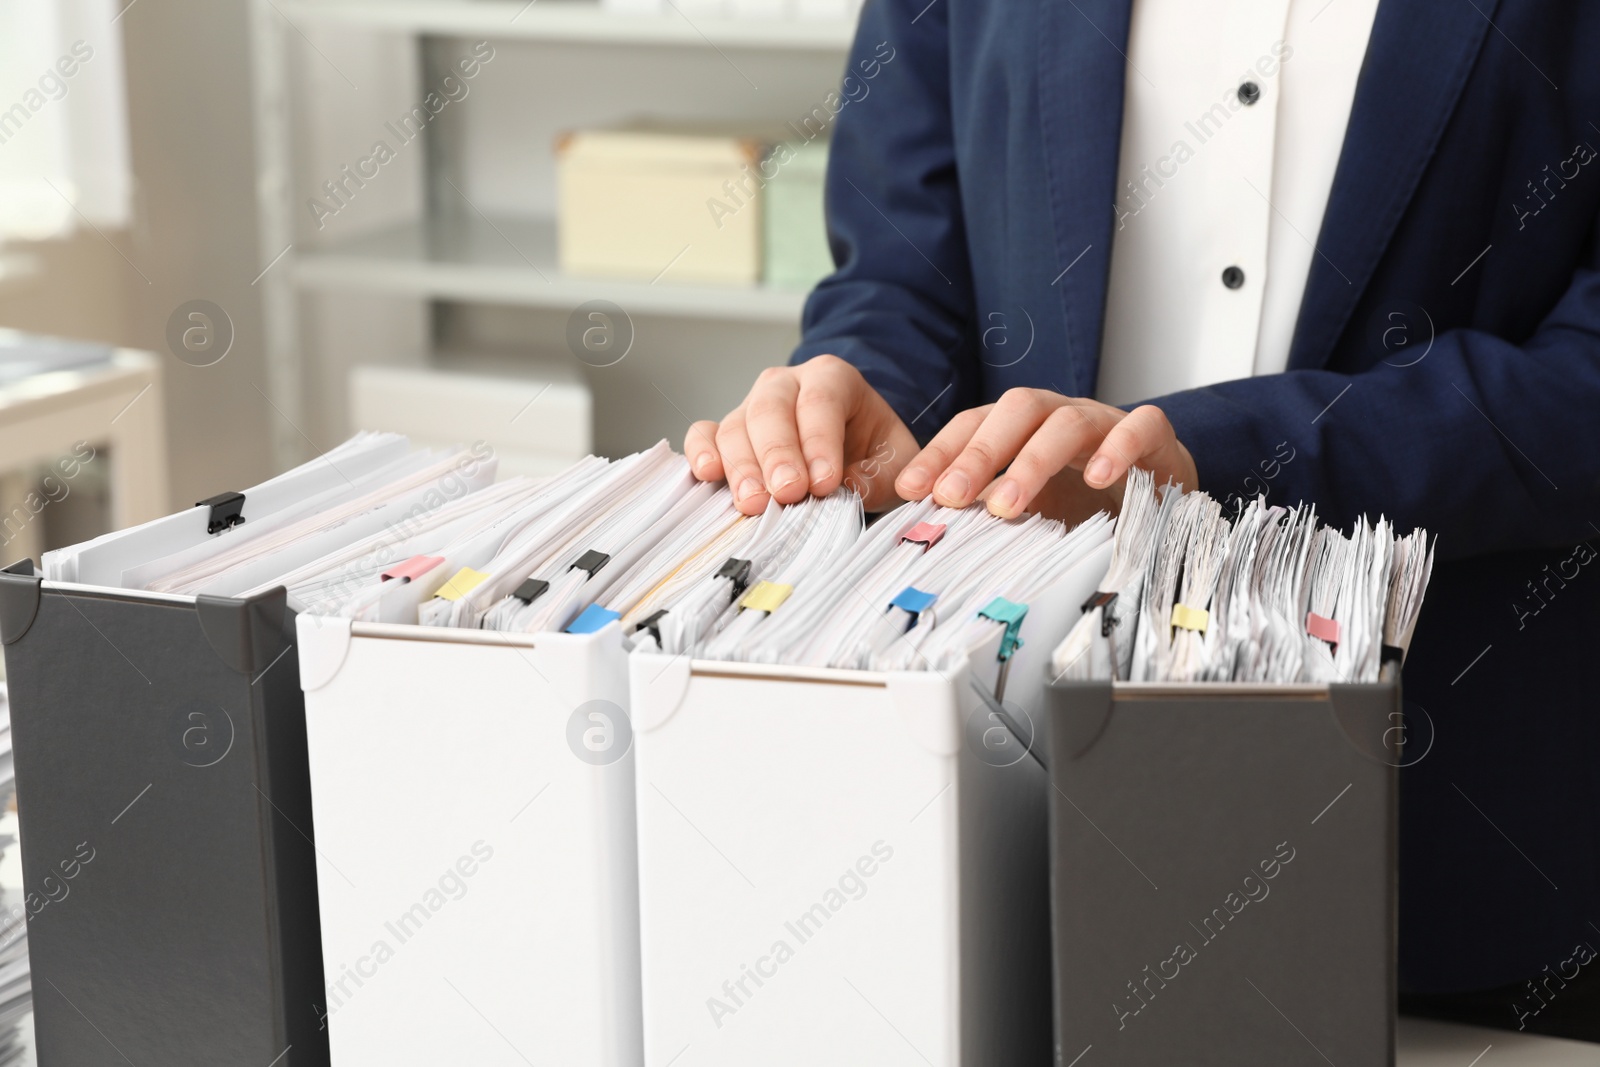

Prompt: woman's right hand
[{"left": 685, "top": 354, "right": 919, "bottom": 515}]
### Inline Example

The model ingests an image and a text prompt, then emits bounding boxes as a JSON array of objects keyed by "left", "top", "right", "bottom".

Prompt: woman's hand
[
  {"left": 893, "top": 389, "right": 1197, "bottom": 522},
  {"left": 686, "top": 354, "right": 919, "bottom": 515}
]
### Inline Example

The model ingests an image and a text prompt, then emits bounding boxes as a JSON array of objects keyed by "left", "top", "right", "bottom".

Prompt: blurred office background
[{"left": 0, "top": 0, "right": 863, "bottom": 560}]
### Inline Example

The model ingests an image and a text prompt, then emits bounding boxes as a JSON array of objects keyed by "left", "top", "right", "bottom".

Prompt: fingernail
[
  {"left": 693, "top": 453, "right": 715, "bottom": 477},
  {"left": 808, "top": 458, "right": 833, "bottom": 486},
  {"left": 935, "top": 469, "right": 970, "bottom": 504},
  {"left": 737, "top": 477, "right": 763, "bottom": 503},
  {"left": 987, "top": 480, "right": 1021, "bottom": 517},
  {"left": 898, "top": 467, "right": 930, "bottom": 495},
  {"left": 769, "top": 464, "right": 801, "bottom": 492},
  {"left": 1084, "top": 456, "right": 1113, "bottom": 486}
]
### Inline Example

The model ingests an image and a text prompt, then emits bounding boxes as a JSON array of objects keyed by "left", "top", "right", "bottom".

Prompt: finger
[
  {"left": 684, "top": 420, "right": 724, "bottom": 482},
  {"left": 792, "top": 361, "right": 853, "bottom": 496},
  {"left": 842, "top": 416, "right": 919, "bottom": 510},
  {"left": 931, "top": 389, "right": 1061, "bottom": 507},
  {"left": 742, "top": 369, "right": 811, "bottom": 505},
  {"left": 894, "top": 406, "right": 991, "bottom": 499},
  {"left": 985, "top": 405, "right": 1113, "bottom": 518},
  {"left": 1084, "top": 404, "right": 1186, "bottom": 489},
  {"left": 715, "top": 412, "right": 770, "bottom": 514}
]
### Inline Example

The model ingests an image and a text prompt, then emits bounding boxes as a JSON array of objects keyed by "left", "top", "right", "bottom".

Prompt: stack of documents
[
  {"left": 39, "top": 434, "right": 839, "bottom": 643},
  {"left": 0, "top": 891, "right": 26, "bottom": 1067},
  {"left": 208, "top": 438, "right": 862, "bottom": 642},
  {"left": 279, "top": 440, "right": 755, "bottom": 634},
  {"left": 42, "top": 432, "right": 1427, "bottom": 684},
  {"left": 0, "top": 686, "right": 19, "bottom": 1064},
  {"left": 663, "top": 499, "right": 1116, "bottom": 672},
  {"left": 0, "top": 687, "right": 13, "bottom": 863},
  {"left": 34, "top": 431, "right": 1124, "bottom": 680},
  {"left": 1051, "top": 469, "right": 1435, "bottom": 684},
  {"left": 636, "top": 487, "right": 864, "bottom": 656},
  {"left": 43, "top": 432, "right": 499, "bottom": 593}
]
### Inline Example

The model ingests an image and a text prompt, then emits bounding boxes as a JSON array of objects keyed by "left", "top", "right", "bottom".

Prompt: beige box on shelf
[{"left": 556, "top": 128, "right": 767, "bottom": 286}]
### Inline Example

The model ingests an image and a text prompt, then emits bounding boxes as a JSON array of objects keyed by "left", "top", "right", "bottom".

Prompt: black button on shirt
[
  {"left": 1238, "top": 81, "right": 1262, "bottom": 106},
  {"left": 1222, "top": 266, "right": 1246, "bottom": 289}
]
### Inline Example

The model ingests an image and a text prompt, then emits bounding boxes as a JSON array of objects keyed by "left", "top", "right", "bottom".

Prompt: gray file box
[
  {"left": 1044, "top": 680, "right": 1399, "bottom": 1067},
  {"left": 0, "top": 559, "right": 328, "bottom": 1066}
]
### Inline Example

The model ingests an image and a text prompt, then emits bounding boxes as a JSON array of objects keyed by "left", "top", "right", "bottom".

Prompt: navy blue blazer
[{"left": 794, "top": 0, "right": 1600, "bottom": 993}]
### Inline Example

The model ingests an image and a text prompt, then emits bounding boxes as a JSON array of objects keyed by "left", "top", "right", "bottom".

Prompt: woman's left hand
[{"left": 893, "top": 389, "right": 1198, "bottom": 521}]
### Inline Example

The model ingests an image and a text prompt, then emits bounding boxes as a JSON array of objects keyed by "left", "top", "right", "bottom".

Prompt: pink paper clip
[
  {"left": 898, "top": 522, "right": 947, "bottom": 550},
  {"left": 381, "top": 555, "right": 444, "bottom": 583},
  {"left": 1305, "top": 612, "right": 1341, "bottom": 648}
]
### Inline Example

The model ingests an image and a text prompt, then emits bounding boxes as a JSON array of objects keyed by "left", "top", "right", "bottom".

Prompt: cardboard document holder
[
  {"left": 296, "top": 615, "right": 643, "bottom": 1067},
  {"left": 627, "top": 539, "right": 1111, "bottom": 1065},
  {"left": 0, "top": 559, "right": 328, "bottom": 1066},
  {"left": 1044, "top": 678, "right": 1400, "bottom": 1067}
]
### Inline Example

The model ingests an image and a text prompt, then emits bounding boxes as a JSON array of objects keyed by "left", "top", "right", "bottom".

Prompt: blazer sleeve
[
  {"left": 1152, "top": 229, "right": 1600, "bottom": 562},
  {"left": 788, "top": 0, "right": 980, "bottom": 441}
]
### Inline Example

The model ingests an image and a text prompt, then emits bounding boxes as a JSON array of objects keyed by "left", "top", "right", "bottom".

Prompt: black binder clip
[
  {"left": 197, "top": 492, "right": 246, "bottom": 535},
  {"left": 570, "top": 550, "right": 611, "bottom": 578},
  {"left": 512, "top": 578, "right": 550, "bottom": 604},
  {"left": 637, "top": 609, "right": 669, "bottom": 645},
  {"left": 1080, "top": 590, "right": 1119, "bottom": 637},
  {"left": 716, "top": 557, "right": 752, "bottom": 599}
]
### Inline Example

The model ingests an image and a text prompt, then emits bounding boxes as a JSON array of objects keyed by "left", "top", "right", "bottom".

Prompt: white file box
[
  {"left": 627, "top": 539, "right": 1111, "bottom": 1066},
  {"left": 296, "top": 615, "right": 643, "bottom": 1067}
]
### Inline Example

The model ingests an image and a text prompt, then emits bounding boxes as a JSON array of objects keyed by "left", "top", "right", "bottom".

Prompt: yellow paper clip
[
  {"left": 1170, "top": 602, "right": 1209, "bottom": 633},
  {"left": 435, "top": 566, "right": 489, "bottom": 602},
  {"left": 739, "top": 580, "right": 794, "bottom": 614}
]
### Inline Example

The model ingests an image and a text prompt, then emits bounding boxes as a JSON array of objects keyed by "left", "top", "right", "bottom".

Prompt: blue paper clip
[
  {"left": 565, "top": 604, "right": 621, "bottom": 635},
  {"left": 887, "top": 586, "right": 938, "bottom": 632},
  {"left": 890, "top": 586, "right": 938, "bottom": 615}
]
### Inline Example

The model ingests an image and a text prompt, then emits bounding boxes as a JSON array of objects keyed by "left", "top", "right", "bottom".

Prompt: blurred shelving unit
[
  {"left": 279, "top": 0, "right": 857, "bottom": 49},
  {"left": 250, "top": 0, "right": 856, "bottom": 466},
  {"left": 293, "top": 214, "right": 809, "bottom": 322}
]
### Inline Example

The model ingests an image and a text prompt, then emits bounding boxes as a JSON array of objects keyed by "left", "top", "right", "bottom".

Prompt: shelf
[
  {"left": 294, "top": 215, "right": 810, "bottom": 323},
  {"left": 282, "top": 0, "right": 858, "bottom": 51}
]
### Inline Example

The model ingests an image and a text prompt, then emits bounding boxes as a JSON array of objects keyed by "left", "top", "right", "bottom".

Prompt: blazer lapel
[
  {"left": 1037, "top": 0, "right": 1135, "bottom": 397},
  {"left": 1287, "top": 0, "right": 1499, "bottom": 371}
]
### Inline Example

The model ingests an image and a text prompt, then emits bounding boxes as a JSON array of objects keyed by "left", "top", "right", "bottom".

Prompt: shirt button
[
  {"left": 1238, "top": 81, "right": 1261, "bottom": 106},
  {"left": 1222, "top": 266, "right": 1246, "bottom": 289}
]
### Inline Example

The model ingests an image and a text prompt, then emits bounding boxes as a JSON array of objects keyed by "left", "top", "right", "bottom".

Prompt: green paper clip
[{"left": 979, "top": 597, "right": 1029, "bottom": 661}]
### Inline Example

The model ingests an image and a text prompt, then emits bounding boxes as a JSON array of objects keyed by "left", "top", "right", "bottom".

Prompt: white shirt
[{"left": 1094, "top": 0, "right": 1380, "bottom": 406}]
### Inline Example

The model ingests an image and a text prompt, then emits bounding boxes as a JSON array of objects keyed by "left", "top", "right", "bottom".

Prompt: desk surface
[
  {"left": 1400, "top": 1017, "right": 1600, "bottom": 1064},
  {"left": 1, "top": 1014, "right": 1592, "bottom": 1065}
]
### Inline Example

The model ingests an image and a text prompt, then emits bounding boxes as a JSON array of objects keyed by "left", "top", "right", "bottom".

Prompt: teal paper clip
[
  {"left": 565, "top": 604, "right": 621, "bottom": 635},
  {"left": 889, "top": 586, "right": 938, "bottom": 615},
  {"left": 979, "top": 597, "right": 1029, "bottom": 660}
]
